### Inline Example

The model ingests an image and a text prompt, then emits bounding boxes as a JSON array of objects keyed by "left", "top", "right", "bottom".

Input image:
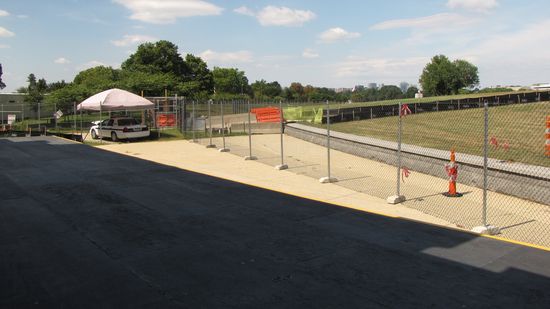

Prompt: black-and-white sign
[{"left": 54, "top": 110, "right": 64, "bottom": 119}]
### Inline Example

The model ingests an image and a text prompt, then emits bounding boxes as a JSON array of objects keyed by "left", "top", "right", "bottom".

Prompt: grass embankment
[
  {"left": 314, "top": 102, "right": 550, "bottom": 167},
  {"left": 291, "top": 90, "right": 539, "bottom": 110}
]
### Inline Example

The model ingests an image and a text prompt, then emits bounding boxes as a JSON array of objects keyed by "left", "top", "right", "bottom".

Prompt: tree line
[{"left": 4, "top": 40, "right": 495, "bottom": 114}]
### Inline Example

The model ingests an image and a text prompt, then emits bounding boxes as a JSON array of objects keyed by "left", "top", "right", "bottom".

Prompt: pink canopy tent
[{"left": 77, "top": 88, "right": 154, "bottom": 111}]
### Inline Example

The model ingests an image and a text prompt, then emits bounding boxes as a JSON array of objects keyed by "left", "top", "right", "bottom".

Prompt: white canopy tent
[
  {"left": 77, "top": 88, "right": 154, "bottom": 111},
  {"left": 77, "top": 88, "right": 155, "bottom": 142}
]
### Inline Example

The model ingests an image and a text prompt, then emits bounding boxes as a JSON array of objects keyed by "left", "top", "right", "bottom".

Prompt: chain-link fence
[
  {"left": 190, "top": 96, "right": 550, "bottom": 248},
  {"left": 294, "top": 100, "right": 549, "bottom": 247}
]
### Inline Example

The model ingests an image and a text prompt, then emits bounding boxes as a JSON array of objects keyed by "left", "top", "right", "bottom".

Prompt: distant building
[
  {"left": 367, "top": 83, "right": 377, "bottom": 89},
  {"left": 352, "top": 85, "right": 365, "bottom": 92},
  {"left": 0, "top": 93, "right": 31, "bottom": 123},
  {"left": 530, "top": 83, "right": 550, "bottom": 91},
  {"left": 334, "top": 88, "right": 353, "bottom": 93}
]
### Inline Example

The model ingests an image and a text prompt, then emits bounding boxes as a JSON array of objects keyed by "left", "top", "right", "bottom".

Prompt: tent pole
[{"left": 99, "top": 102, "right": 102, "bottom": 144}]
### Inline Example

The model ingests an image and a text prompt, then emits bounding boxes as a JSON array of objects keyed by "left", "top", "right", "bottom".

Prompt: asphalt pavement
[{"left": 1, "top": 136, "right": 549, "bottom": 308}]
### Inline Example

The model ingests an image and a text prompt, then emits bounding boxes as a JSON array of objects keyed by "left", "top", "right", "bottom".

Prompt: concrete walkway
[
  {"left": 117, "top": 133, "right": 550, "bottom": 249},
  {"left": 99, "top": 137, "right": 455, "bottom": 228}
]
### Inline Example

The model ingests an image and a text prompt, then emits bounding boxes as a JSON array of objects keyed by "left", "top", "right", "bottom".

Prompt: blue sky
[{"left": 1, "top": 0, "right": 549, "bottom": 92}]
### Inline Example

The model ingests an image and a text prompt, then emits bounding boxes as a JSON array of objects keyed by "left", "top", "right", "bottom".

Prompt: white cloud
[
  {"left": 370, "top": 13, "right": 477, "bottom": 30},
  {"left": 54, "top": 57, "right": 71, "bottom": 64},
  {"left": 0, "top": 10, "right": 9, "bottom": 17},
  {"left": 460, "top": 19, "right": 550, "bottom": 63},
  {"left": 235, "top": 6, "right": 316, "bottom": 27},
  {"left": 0, "top": 26, "right": 14, "bottom": 37},
  {"left": 302, "top": 48, "right": 319, "bottom": 59},
  {"left": 199, "top": 49, "right": 253, "bottom": 63},
  {"left": 256, "top": 6, "right": 315, "bottom": 27},
  {"left": 17, "top": 14, "right": 29, "bottom": 19},
  {"left": 233, "top": 6, "right": 255, "bottom": 17},
  {"left": 319, "top": 27, "right": 361, "bottom": 43},
  {"left": 113, "top": 0, "right": 223, "bottom": 24},
  {"left": 440, "top": 19, "right": 550, "bottom": 86},
  {"left": 447, "top": 0, "right": 498, "bottom": 12},
  {"left": 78, "top": 60, "right": 108, "bottom": 71},
  {"left": 0, "top": 44, "right": 9, "bottom": 49},
  {"left": 336, "top": 56, "right": 429, "bottom": 81},
  {"left": 111, "top": 34, "right": 157, "bottom": 47}
]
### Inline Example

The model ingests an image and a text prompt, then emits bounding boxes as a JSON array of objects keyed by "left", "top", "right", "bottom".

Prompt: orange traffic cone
[{"left": 443, "top": 150, "right": 462, "bottom": 197}]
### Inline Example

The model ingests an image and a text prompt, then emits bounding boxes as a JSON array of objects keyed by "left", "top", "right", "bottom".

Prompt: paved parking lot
[{"left": 1, "top": 136, "right": 550, "bottom": 308}]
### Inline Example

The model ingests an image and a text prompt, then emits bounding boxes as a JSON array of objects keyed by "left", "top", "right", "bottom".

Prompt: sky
[{"left": 1, "top": 0, "right": 549, "bottom": 93}]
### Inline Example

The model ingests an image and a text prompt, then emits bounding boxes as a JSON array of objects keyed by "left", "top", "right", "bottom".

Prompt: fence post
[
  {"left": 190, "top": 100, "right": 196, "bottom": 143},
  {"left": 73, "top": 102, "right": 77, "bottom": 140},
  {"left": 22, "top": 106, "right": 26, "bottom": 131},
  {"left": 275, "top": 100, "right": 288, "bottom": 170},
  {"left": 54, "top": 102, "right": 58, "bottom": 134},
  {"left": 206, "top": 99, "right": 216, "bottom": 148},
  {"left": 244, "top": 100, "right": 257, "bottom": 160},
  {"left": 182, "top": 97, "right": 186, "bottom": 135},
  {"left": 472, "top": 102, "right": 500, "bottom": 235},
  {"left": 387, "top": 102, "right": 406, "bottom": 204},
  {"left": 38, "top": 102, "right": 41, "bottom": 135},
  {"left": 80, "top": 107, "right": 83, "bottom": 142},
  {"left": 1, "top": 103, "right": 3, "bottom": 125},
  {"left": 320, "top": 100, "right": 337, "bottom": 183},
  {"left": 218, "top": 100, "right": 229, "bottom": 152},
  {"left": 157, "top": 101, "right": 161, "bottom": 139}
]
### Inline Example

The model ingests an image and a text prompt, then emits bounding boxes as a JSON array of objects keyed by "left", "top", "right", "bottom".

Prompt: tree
[
  {"left": 45, "top": 83, "right": 89, "bottom": 113},
  {"left": 251, "top": 80, "right": 268, "bottom": 99},
  {"left": 419, "top": 55, "right": 455, "bottom": 96},
  {"left": 73, "top": 66, "right": 119, "bottom": 93},
  {"left": 48, "top": 80, "right": 68, "bottom": 92},
  {"left": 452, "top": 59, "right": 479, "bottom": 92},
  {"left": 351, "top": 87, "right": 378, "bottom": 102},
  {"left": 378, "top": 85, "right": 403, "bottom": 100},
  {"left": 212, "top": 67, "right": 249, "bottom": 97},
  {"left": 405, "top": 86, "right": 419, "bottom": 98},
  {"left": 181, "top": 54, "right": 214, "bottom": 98},
  {"left": 0, "top": 63, "right": 6, "bottom": 90},
  {"left": 122, "top": 40, "right": 189, "bottom": 80},
  {"left": 24, "top": 74, "right": 46, "bottom": 112},
  {"left": 118, "top": 70, "right": 176, "bottom": 96},
  {"left": 265, "top": 81, "right": 282, "bottom": 98},
  {"left": 419, "top": 55, "right": 479, "bottom": 96},
  {"left": 308, "top": 87, "right": 337, "bottom": 102},
  {"left": 288, "top": 82, "right": 305, "bottom": 100}
]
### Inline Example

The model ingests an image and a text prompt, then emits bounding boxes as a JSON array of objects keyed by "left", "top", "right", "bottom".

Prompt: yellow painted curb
[{"left": 481, "top": 235, "right": 550, "bottom": 252}]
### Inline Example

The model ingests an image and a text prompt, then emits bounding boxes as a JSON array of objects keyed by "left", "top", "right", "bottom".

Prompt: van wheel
[
  {"left": 111, "top": 132, "right": 118, "bottom": 142},
  {"left": 91, "top": 130, "right": 98, "bottom": 139}
]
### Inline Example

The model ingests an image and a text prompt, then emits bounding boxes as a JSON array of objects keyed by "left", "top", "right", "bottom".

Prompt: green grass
[{"left": 312, "top": 101, "right": 550, "bottom": 167}]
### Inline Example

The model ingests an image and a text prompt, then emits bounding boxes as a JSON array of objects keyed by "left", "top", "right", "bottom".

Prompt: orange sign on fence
[
  {"left": 251, "top": 107, "right": 282, "bottom": 123},
  {"left": 157, "top": 114, "right": 176, "bottom": 127}
]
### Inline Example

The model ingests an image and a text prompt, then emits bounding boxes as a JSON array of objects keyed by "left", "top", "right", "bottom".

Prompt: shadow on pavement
[{"left": 1, "top": 136, "right": 549, "bottom": 308}]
